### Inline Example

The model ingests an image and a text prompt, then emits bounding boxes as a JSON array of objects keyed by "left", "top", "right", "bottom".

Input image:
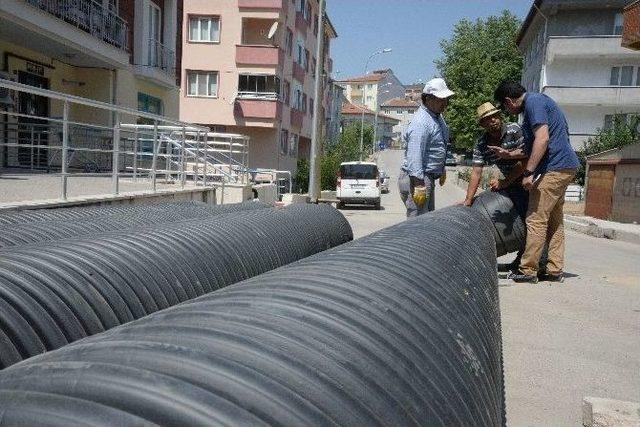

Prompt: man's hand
[
  {"left": 489, "top": 179, "right": 503, "bottom": 192},
  {"left": 410, "top": 175, "right": 424, "bottom": 187},
  {"left": 522, "top": 174, "right": 534, "bottom": 190},
  {"left": 439, "top": 171, "right": 446, "bottom": 186},
  {"left": 487, "top": 145, "right": 512, "bottom": 159},
  {"left": 457, "top": 199, "right": 473, "bottom": 207}
]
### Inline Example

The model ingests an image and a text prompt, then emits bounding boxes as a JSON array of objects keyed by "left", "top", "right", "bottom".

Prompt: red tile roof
[
  {"left": 381, "top": 97, "right": 419, "bottom": 108},
  {"left": 337, "top": 73, "right": 386, "bottom": 83},
  {"left": 341, "top": 101, "right": 400, "bottom": 123}
]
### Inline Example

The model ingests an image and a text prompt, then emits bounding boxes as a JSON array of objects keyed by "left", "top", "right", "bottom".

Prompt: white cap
[{"left": 422, "top": 78, "right": 455, "bottom": 99}]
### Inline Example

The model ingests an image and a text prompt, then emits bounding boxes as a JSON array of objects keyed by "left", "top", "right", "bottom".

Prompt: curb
[{"left": 564, "top": 216, "right": 640, "bottom": 246}]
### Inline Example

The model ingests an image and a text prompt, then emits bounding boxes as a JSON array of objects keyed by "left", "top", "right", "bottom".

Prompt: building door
[
  {"left": 17, "top": 71, "right": 49, "bottom": 168},
  {"left": 147, "top": 2, "right": 161, "bottom": 67},
  {"left": 585, "top": 164, "right": 615, "bottom": 219}
]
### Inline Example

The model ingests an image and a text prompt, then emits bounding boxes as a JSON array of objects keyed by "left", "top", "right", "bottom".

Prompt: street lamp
[
  {"left": 359, "top": 48, "right": 391, "bottom": 161},
  {"left": 373, "top": 88, "right": 390, "bottom": 153}
]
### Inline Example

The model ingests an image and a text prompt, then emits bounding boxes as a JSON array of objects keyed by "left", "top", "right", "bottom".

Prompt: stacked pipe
[
  {"left": 0, "top": 203, "right": 352, "bottom": 368},
  {"left": 0, "top": 206, "right": 504, "bottom": 426},
  {"left": 472, "top": 190, "right": 526, "bottom": 257},
  {"left": 0, "top": 201, "right": 271, "bottom": 248}
]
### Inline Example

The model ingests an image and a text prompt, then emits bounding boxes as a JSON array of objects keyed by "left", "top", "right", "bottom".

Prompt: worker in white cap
[{"left": 398, "top": 77, "right": 454, "bottom": 217}]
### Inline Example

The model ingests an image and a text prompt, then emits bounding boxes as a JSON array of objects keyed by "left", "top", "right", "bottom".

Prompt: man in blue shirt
[
  {"left": 494, "top": 81, "right": 580, "bottom": 283},
  {"left": 398, "top": 78, "right": 454, "bottom": 217}
]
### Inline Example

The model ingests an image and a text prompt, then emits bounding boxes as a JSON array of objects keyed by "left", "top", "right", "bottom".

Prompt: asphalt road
[{"left": 342, "top": 148, "right": 640, "bottom": 426}]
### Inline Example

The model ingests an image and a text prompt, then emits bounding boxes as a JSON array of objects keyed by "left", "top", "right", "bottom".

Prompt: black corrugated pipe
[
  {"left": 0, "top": 201, "right": 271, "bottom": 248},
  {"left": 0, "top": 206, "right": 504, "bottom": 426},
  {"left": 0, "top": 203, "right": 352, "bottom": 369},
  {"left": 472, "top": 190, "right": 526, "bottom": 257}
]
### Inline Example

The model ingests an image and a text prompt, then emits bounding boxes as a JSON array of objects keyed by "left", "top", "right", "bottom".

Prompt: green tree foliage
[
  {"left": 294, "top": 122, "right": 374, "bottom": 192},
  {"left": 435, "top": 10, "right": 523, "bottom": 151},
  {"left": 575, "top": 115, "right": 640, "bottom": 185}
]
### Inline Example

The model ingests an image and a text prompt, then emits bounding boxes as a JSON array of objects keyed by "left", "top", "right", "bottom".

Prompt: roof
[
  {"left": 341, "top": 101, "right": 400, "bottom": 123},
  {"left": 323, "top": 14, "right": 338, "bottom": 38},
  {"left": 586, "top": 142, "right": 640, "bottom": 163},
  {"left": 404, "top": 84, "right": 423, "bottom": 91},
  {"left": 337, "top": 73, "right": 386, "bottom": 84},
  {"left": 381, "top": 97, "right": 419, "bottom": 108}
]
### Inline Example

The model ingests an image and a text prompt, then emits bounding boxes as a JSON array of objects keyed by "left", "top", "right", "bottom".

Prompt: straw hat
[{"left": 476, "top": 102, "right": 501, "bottom": 122}]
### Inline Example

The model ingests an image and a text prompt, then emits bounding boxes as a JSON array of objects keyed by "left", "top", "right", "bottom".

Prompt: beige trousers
[{"left": 520, "top": 169, "right": 577, "bottom": 276}]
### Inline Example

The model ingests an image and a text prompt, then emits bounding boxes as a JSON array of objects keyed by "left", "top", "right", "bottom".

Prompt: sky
[{"left": 325, "top": 0, "right": 532, "bottom": 85}]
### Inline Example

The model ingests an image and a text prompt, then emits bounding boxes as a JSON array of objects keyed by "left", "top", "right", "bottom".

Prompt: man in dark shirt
[
  {"left": 461, "top": 102, "right": 528, "bottom": 270},
  {"left": 494, "top": 81, "right": 580, "bottom": 283}
]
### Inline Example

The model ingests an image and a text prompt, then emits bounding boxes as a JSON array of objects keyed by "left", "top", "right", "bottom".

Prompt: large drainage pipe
[
  {"left": 0, "top": 201, "right": 271, "bottom": 248},
  {"left": 0, "top": 204, "right": 352, "bottom": 369},
  {"left": 0, "top": 206, "right": 503, "bottom": 426},
  {"left": 472, "top": 190, "right": 526, "bottom": 257}
]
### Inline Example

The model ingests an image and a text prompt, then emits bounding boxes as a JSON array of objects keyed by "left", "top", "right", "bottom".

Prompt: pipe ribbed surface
[
  {"left": 0, "top": 204, "right": 352, "bottom": 369},
  {"left": 472, "top": 190, "right": 525, "bottom": 257},
  {"left": 0, "top": 201, "right": 271, "bottom": 248},
  {"left": 0, "top": 206, "right": 503, "bottom": 426}
]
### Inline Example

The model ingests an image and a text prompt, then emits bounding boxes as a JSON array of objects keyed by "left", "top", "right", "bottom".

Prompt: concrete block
[
  {"left": 281, "top": 193, "right": 309, "bottom": 205},
  {"left": 583, "top": 397, "right": 640, "bottom": 427},
  {"left": 253, "top": 183, "right": 277, "bottom": 204}
]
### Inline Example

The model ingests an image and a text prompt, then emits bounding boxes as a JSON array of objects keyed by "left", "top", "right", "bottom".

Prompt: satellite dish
[{"left": 267, "top": 22, "right": 279, "bottom": 40}]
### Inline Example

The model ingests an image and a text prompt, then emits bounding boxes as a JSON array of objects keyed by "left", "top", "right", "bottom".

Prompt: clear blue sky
[{"left": 326, "top": 0, "right": 532, "bottom": 85}]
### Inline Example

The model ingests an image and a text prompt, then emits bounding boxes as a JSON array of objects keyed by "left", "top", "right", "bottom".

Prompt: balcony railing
[
  {"left": 546, "top": 36, "right": 636, "bottom": 63},
  {"left": 148, "top": 39, "right": 176, "bottom": 79},
  {"left": 542, "top": 85, "right": 640, "bottom": 107},
  {"left": 236, "top": 45, "right": 282, "bottom": 66},
  {"left": 234, "top": 98, "right": 282, "bottom": 120},
  {"left": 238, "top": 0, "right": 283, "bottom": 8},
  {"left": 24, "top": 0, "right": 128, "bottom": 51}
]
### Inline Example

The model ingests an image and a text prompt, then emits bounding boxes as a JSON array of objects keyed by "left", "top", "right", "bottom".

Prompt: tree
[
  {"left": 435, "top": 10, "right": 523, "bottom": 151},
  {"left": 575, "top": 115, "right": 640, "bottom": 185}
]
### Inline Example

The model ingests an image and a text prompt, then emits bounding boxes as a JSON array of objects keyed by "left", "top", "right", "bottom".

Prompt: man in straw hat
[
  {"left": 460, "top": 102, "right": 529, "bottom": 271},
  {"left": 398, "top": 77, "right": 454, "bottom": 217}
]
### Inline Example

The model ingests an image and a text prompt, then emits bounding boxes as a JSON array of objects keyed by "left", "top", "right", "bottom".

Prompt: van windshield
[{"left": 340, "top": 164, "right": 378, "bottom": 179}]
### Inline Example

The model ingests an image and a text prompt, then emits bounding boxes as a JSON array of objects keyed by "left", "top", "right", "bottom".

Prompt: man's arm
[
  {"left": 523, "top": 124, "right": 549, "bottom": 189},
  {"left": 500, "top": 161, "right": 525, "bottom": 188},
  {"left": 487, "top": 146, "right": 528, "bottom": 160},
  {"left": 463, "top": 166, "right": 483, "bottom": 206}
]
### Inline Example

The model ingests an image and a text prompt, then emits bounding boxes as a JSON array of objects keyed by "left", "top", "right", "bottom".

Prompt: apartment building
[
  {"left": 623, "top": 0, "right": 640, "bottom": 50},
  {"left": 340, "top": 100, "right": 399, "bottom": 148},
  {"left": 180, "top": 0, "right": 337, "bottom": 175},
  {"left": 325, "top": 79, "right": 344, "bottom": 145},
  {"left": 338, "top": 69, "right": 405, "bottom": 113},
  {"left": 380, "top": 97, "right": 419, "bottom": 143},
  {"left": 404, "top": 83, "right": 422, "bottom": 102},
  {"left": 518, "top": 0, "right": 640, "bottom": 149}
]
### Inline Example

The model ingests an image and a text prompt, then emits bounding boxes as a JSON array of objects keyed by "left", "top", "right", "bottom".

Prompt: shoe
[
  {"left": 508, "top": 270, "right": 539, "bottom": 284},
  {"left": 498, "top": 260, "right": 521, "bottom": 273},
  {"left": 539, "top": 272, "right": 564, "bottom": 283}
]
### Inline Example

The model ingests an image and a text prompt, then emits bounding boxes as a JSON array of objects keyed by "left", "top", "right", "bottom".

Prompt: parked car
[
  {"left": 379, "top": 170, "right": 390, "bottom": 193},
  {"left": 445, "top": 152, "right": 458, "bottom": 166},
  {"left": 336, "top": 161, "right": 381, "bottom": 210}
]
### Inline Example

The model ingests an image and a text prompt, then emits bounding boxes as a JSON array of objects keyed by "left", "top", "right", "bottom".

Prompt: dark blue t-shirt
[{"left": 521, "top": 93, "right": 579, "bottom": 174}]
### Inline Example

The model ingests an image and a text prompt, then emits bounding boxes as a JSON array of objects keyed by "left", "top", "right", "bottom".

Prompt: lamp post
[
  {"left": 373, "top": 87, "right": 390, "bottom": 154},
  {"left": 359, "top": 48, "right": 391, "bottom": 161}
]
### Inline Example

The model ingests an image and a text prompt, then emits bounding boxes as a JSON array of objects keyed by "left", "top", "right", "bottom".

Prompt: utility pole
[{"left": 308, "top": 0, "right": 325, "bottom": 203}]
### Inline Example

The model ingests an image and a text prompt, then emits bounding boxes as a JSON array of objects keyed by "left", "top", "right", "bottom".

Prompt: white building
[
  {"left": 337, "top": 69, "right": 405, "bottom": 113},
  {"left": 380, "top": 97, "right": 419, "bottom": 144},
  {"left": 518, "top": 0, "right": 640, "bottom": 149}
]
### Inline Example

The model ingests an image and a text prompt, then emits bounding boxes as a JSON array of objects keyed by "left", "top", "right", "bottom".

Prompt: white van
[{"left": 336, "top": 161, "right": 381, "bottom": 209}]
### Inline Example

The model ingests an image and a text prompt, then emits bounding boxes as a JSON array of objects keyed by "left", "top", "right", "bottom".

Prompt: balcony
[
  {"left": 546, "top": 36, "right": 638, "bottom": 63},
  {"left": 234, "top": 98, "right": 282, "bottom": 120},
  {"left": 23, "top": 0, "right": 128, "bottom": 51},
  {"left": 542, "top": 86, "right": 640, "bottom": 107},
  {"left": 622, "top": 0, "right": 640, "bottom": 50},
  {"left": 148, "top": 39, "right": 176, "bottom": 79},
  {"left": 290, "top": 109, "right": 304, "bottom": 129},
  {"left": 292, "top": 61, "right": 306, "bottom": 83},
  {"left": 238, "top": 0, "right": 283, "bottom": 8},
  {"left": 236, "top": 45, "right": 282, "bottom": 66},
  {"left": 295, "top": 11, "right": 308, "bottom": 34}
]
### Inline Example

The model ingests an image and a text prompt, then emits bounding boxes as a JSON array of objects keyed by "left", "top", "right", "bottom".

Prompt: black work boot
[{"left": 508, "top": 270, "right": 539, "bottom": 284}]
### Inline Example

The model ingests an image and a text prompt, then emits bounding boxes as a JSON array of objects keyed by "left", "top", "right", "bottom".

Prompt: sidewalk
[{"left": 564, "top": 214, "right": 640, "bottom": 246}]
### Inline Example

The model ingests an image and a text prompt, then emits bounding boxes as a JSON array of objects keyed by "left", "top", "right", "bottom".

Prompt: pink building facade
[{"left": 180, "top": 0, "right": 337, "bottom": 174}]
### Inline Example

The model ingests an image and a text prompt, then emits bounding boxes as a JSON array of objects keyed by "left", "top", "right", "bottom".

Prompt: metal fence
[{"left": 0, "top": 79, "right": 250, "bottom": 201}]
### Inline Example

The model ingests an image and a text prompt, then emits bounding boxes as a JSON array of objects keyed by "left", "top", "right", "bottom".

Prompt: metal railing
[
  {"left": 24, "top": 0, "right": 129, "bottom": 51},
  {"left": 0, "top": 79, "right": 250, "bottom": 202},
  {"left": 148, "top": 39, "right": 176, "bottom": 78}
]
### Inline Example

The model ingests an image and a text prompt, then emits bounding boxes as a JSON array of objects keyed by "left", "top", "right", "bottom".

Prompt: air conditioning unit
[{"left": 0, "top": 71, "right": 17, "bottom": 110}]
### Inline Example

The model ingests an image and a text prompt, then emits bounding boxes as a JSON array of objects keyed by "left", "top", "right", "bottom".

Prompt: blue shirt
[
  {"left": 521, "top": 93, "right": 579, "bottom": 174},
  {"left": 401, "top": 105, "right": 449, "bottom": 178}
]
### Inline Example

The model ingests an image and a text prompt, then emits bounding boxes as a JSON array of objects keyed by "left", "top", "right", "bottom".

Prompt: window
[
  {"left": 283, "top": 80, "right": 291, "bottom": 105},
  {"left": 189, "top": 16, "right": 220, "bottom": 42},
  {"left": 604, "top": 114, "right": 628, "bottom": 130},
  {"left": 304, "top": 49, "right": 310, "bottom": 71},
  {"left": 305, "top": 1, "right": 311, "bottom": 21},
  {"left": 187, "top": 71, "right": 218, "bottom": 97},
  {"left": 313, "top": 14, "right": 318, "bottom": 35},
  {"left": 280, "top": 129, "right": 289, "bottom": 155},
  {"left": 147, "top": 2, "right": 161, "bottom": 66},
  {"left": 289, "top": 133, "right": 299, "bottom": 157},
  {"left": 302, "top": 93, "right": 307, "bottom": 113},
  {"left": 138, "top": 92, "right": 163, "bottom": 115},
  {"left": 296, "top": 37, "right": 305, "bottom": 66},
  {"left": 293, "top": 82, "right": 303, "bottom": 110},
  {"left": 610, "top": 66, "right": 635, "bottom": 86},
  {"left": 310, "top": 97, "right": 314, "bottom": 116},
  {"left": 285, "top": 28, "right": 293, "bottom": 56},
  {"left": 614, "top": 12, "right": 623, "bottom": 35},
  {"left": 311, "top": 57, "right": 316, "bottom": 78},
  {"left": 238, "top": 74, "right": 280, "bottom": 98}
]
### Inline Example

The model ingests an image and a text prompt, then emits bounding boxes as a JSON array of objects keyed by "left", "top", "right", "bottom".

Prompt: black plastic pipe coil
[
  {"left": 472, "top": 190, "right": 525, "bottom": 257},
  {"left": 0, "top": 201, "right": 271, "bottom": 248},
  {"left": 0, "top": 203, "right": 352, "bottom": 369},
  {"left": 0, "top": 206, "right": 503, "bottom": 426}
]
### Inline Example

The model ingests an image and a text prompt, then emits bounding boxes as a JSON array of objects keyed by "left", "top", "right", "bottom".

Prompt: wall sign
[{"left": 26, "top": 62, "right": 45, "bottom": 76}]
